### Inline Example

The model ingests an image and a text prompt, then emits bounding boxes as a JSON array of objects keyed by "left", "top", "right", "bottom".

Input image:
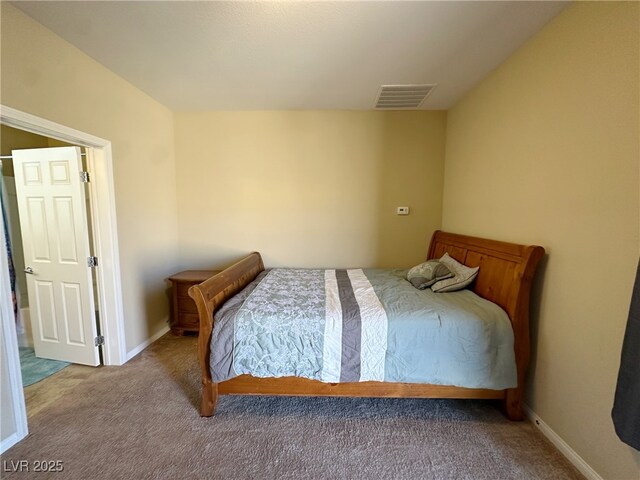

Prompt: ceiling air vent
[{"left": 374, "top": 84, "right": 436, "bottom": 109}]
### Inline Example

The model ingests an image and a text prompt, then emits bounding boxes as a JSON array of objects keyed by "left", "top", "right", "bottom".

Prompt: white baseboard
[
  {"left": 1, "top": 432, "right": 24, "bottom": 454},
  {"left": 524, "top": 406, "right": 602, "bottom": 480},
  {"left": 125, "top": 324, "right": 170, "bottom": 362}
]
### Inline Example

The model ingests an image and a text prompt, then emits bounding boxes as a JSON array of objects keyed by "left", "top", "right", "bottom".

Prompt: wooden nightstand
[{"left": 168, "top": 270, "right": 220, "bottom": 335}]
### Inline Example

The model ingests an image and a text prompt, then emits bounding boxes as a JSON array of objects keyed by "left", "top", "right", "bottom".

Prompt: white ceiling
[{"left": 12, "top": 1, "right": 568, "bottom": 111}]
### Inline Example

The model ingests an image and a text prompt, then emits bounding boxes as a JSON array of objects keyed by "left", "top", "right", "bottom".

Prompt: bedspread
[{"left": 211, "top": 268, "right": 517, "bottom": 390}]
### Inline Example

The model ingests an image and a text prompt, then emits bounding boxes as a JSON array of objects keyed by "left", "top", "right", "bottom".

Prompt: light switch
[{"left": 397, "top": 206, "right": 410, "bottom": 215}]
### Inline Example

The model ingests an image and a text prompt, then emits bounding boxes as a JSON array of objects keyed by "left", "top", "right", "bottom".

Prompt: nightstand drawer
[
  {"left": 168, "top": 270, "right": 220, "bottom": 336},
  {"left": 179, "top": 313, "right": 200, "bottom": 328},
  {"left": 177, "top": 296, "right": 198, "bottom": 314},
  {"left": 176, "top": 283, "right": 196, "bottom": 298}
]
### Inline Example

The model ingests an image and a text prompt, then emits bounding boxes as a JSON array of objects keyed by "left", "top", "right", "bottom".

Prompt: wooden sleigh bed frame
[{"left": 189, "top": 231, "right": 545, "bottom": 421}]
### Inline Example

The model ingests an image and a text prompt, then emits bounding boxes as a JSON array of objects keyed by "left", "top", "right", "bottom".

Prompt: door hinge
[
  {"left": 80, "top": 171, "right": 90, "bottom": 183},
  {"left": 94, "top": 335, "right": 105, "bottom": 347},
  {"left": 87, "top": 256, "right": 98, "bottom": 268}
]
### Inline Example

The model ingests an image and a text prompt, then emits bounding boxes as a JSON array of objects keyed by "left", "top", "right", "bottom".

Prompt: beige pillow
[
  {"left": 406, "top": 260, "right": 452, "bottom": 290},
  {"left": 431, "top": 253, "right": 479, "bottom": 293}
]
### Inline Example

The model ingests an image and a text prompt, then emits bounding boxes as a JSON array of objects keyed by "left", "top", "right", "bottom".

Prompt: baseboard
[
  {"left": 125, "top": 324, "right": 170, "bottom": 362},
  {"left": 1, "top": 432, "right": 24, "bottom": 454},
  {"left": 524, "top": 406, "right": 603, "bottom": 480}
]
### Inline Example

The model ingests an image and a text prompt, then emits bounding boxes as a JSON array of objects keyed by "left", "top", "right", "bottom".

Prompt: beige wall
[
  {"left": 174, "top": 111, "right": 446, "bottom": 270},
  {"left": 1, "top": 3, "right": 180, "bottom": 353},
  {"left": 442, "top": 2, "right": 640, "bottom": 478}
]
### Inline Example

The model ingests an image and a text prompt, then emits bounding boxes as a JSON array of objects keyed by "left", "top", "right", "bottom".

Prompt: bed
[{"left": 189, "top": 231, "right": 544, "bottom": 420}]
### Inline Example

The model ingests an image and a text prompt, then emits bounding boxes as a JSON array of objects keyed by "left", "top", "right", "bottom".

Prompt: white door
[{"left": 12, "top": 147, "right": 100, "bottom": 366}]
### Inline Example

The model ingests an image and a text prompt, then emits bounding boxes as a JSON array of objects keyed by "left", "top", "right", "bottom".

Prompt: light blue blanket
[{"left": 211, "top": 268, "right": 517, "bottom": 390}]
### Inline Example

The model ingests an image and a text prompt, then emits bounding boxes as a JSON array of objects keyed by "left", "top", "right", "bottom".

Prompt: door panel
[
  {"left": 12, "top": 147, "right": 99, "bottom": 366},
  {"left": 61, "top": 282, "right": 85, "bottom": 345},
  {"left": 26, "top": 197, "right": 51, "bottom": 260},
  {"left": 34, "top": 280, "right": 57, "bottom": 341},
  {"left": 54, "top": 196, "right": 79, "bottom": 262}
]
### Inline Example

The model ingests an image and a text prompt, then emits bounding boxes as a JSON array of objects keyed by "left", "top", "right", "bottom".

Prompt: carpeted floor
[
  {"left": 2, "top": 334, "right": 583, "bottom": 479},
  {"left": 19, "top": 347, "right": 70, "bottom": 387}
]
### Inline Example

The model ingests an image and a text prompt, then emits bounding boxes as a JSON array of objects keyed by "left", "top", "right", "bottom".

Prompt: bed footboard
[{"left": 188, "top": 252, "right": 264, "bottom": 416}]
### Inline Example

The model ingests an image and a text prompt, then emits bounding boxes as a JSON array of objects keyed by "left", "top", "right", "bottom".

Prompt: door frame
[
  {"left": 0, "top": 219, "right": 28, "bottom": 452},
  {"left": 0, "top": 105, "right": 126, "bottom": 365}
]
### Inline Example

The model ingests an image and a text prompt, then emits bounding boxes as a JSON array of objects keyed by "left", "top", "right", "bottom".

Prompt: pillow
[
  {"left": 406, "top": 260, "right": 453, "bottom": 290},
  {"left": 431, "top": 253, "right": 479, "bottom": 293}
]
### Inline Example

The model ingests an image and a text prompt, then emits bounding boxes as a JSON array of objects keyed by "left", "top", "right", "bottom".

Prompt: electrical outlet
[{"left": 397, "top": 206, "right": 410, "bottom": 215}]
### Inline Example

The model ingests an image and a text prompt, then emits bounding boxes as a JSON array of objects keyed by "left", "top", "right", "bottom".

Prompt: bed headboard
[
  {"left": 427, "top": 230, "right": 545, "bottom": 398},
  {"left": 428, "top": 230, "right": 544, "bottom": 321}
]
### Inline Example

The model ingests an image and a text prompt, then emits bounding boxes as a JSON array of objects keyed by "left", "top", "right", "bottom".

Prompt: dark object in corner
[{"left": 612, "top": 259, "right": 640, "bottom": 451}]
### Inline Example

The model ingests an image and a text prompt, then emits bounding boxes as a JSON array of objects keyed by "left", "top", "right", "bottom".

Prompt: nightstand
[{"left": 168, "top": 270, "right": 220, "bottom": 335}]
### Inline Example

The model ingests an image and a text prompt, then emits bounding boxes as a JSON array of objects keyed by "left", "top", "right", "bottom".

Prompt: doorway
[
  {"left": 0, "top": 105, "right": 126, "bottom": 453},
  {"left": 1, "top": 127, "right": 102, "bottom": 369}
]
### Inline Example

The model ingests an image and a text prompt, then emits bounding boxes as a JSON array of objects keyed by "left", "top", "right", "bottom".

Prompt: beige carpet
[{"left": 2, "top": 334, "right": 583, "bottom": 479}]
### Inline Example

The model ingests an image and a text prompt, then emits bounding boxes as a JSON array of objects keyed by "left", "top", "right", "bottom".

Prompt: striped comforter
[{"left": 210, "top": 268, "right": 517, "bottom": 390}]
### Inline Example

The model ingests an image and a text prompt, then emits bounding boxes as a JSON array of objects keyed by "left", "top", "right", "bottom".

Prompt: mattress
[{"left": 210, "top": 268, "right": 517, "bottom": 390}]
